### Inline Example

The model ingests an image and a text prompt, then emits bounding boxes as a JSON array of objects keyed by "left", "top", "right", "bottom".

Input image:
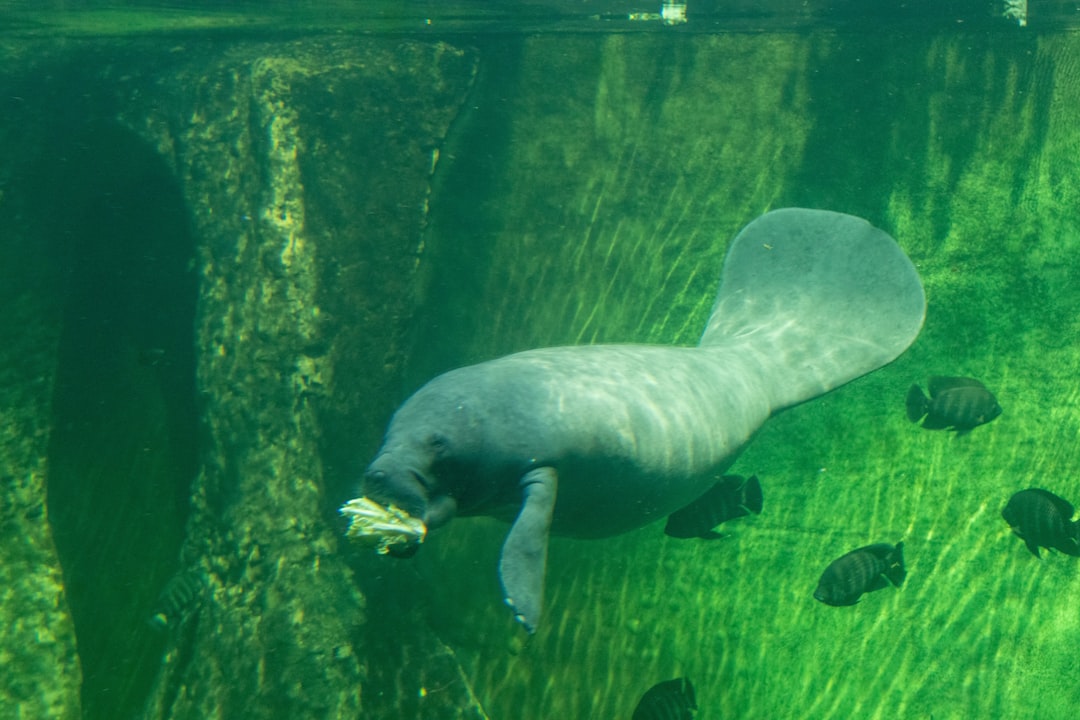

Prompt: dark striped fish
[
  {"left": 906, "top": 376, "right": 1001, "bottom": 434},
  {"left": 632, "top": 677, "right": 697, "bottom": 720},
  {"left": 1002, "top": 488, "right": 1080, "bottom": 558},
  {"left": 664, "top": 474, "right": 762, "bottom": 539},
  {"left": 147, "top": 569, "right": 207, "bottom": 631},
  {"left": 814, "top": 542, "right": 905, "bottom": 607}
]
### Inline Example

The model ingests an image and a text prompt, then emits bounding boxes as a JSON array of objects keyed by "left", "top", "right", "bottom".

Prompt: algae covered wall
[
  {"left": 0, "top": 34, "right": 480, "bottom": 720},
  {"left": 0, "top": 72, "right": 82, "bottom": 719},
  {"left": 407, "top": 29, "right": 1080, "bottom": 720}
]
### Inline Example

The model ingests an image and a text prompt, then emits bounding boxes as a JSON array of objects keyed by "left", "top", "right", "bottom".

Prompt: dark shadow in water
[
  {"left": 403, "top": 35, "right": 525, "bottom": 388},
  {"left": 40, "top": 119, "right": 198, "bottom": 720}
]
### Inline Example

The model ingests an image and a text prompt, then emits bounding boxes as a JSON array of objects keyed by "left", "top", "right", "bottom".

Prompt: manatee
[{"left": 350, "top": 208, "right": 926, "bottom": 632}]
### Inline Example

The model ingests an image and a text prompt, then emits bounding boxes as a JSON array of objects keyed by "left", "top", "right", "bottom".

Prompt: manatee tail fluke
[{"left": 701, "top": 208, "right": 926, "bottom": 412}]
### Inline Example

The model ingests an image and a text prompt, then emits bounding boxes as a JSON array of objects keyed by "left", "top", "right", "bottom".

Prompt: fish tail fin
[
  {"left": 885, "top": 541, "right": 906, "bottom": 587},
  {"left": 1068, "top": 520, "right": 1080, "bottom": 556},
  {"left": 905, "top": 384, "right": 928, "bottom": 423},
  {"left": 741, "top": 474, "right": 763, "bottom": 515}
]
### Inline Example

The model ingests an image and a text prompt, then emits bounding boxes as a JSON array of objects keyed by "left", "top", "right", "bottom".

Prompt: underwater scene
[{"left": 3, "top": 1, "right": 1080, "bottom": 719}]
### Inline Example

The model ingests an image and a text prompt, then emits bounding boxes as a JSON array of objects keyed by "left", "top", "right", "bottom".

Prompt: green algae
[{"left": 0, "top": 33, "right": 478, "bottom": 720}]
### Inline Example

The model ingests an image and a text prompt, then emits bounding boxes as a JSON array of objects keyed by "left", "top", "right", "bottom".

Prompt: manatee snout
[
  {"left": 362, "top": 450, "right": 460, "bottom": 534},
  {"left": 361, "top": 460, "right": 429, "bottom": 521}
]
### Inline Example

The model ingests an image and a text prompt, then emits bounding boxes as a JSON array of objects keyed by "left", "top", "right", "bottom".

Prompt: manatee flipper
[{"left": 498, "top": 467, "right": 558, "bottom": 633}]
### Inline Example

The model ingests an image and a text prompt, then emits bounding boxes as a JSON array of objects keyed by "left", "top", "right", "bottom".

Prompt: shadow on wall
[{"left": 39, "top": 121, "right": 199, "bottom": 720}]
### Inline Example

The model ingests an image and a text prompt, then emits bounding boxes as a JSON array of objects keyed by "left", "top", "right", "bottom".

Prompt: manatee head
[
  {"left": 361, "top": 375, "right": 494, "bottom": 533},
  {"left": 361, "top": 429, "right": 460, "bottom": 532}
]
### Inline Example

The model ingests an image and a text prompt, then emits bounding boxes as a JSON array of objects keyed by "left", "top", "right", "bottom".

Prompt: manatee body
[{"left": 360, "top": 208, "right": 926, "bottom": 632}]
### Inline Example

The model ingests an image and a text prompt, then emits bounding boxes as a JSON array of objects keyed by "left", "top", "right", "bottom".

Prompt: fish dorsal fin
[
  {"left": 1030, "top": 488, "right": 1076, "bottom": 521},
  {"left": 700, "top": 209, "right": 926, "bottom": 413},
  {"left": 928, "top": 376, "right": 988, "bottom": 396}
]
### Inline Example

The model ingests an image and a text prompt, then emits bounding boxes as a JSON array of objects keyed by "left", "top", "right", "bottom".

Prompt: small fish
[
  {"left": 906, "top": 376, "right": 1001, "bottom": 434},
  {"left": 632, "top": 677, "right": 697, "bottom": 720},
  {"left": 814, "top": 542, "right": 905, "bottom": 607},
  {"left": 147, "top": 569, "right": 207, "bottom": 631},
  {"left": 664, "top": 474, "right": 763, "bottom": 539},
  {"left": 1001, "top": 488, "right": 1080, "bottom": 558}
]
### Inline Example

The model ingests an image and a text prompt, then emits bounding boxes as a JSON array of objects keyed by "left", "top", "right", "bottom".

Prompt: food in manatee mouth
[{"left": 339, "top": 496, "right": 427, "bottom": 554}]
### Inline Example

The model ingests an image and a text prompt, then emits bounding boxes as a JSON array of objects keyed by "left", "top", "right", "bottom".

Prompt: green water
[
  {"left": 407, "top": 23, "right": 1080, "bottom": 720},
  {"left": 3, "top": 2, "right": 1080, "bottom": 719}
]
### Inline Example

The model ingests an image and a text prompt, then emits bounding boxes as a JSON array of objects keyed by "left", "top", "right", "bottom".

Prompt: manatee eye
[{"left": 428, "top": 433, "right": 450, "bottom": 456}]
